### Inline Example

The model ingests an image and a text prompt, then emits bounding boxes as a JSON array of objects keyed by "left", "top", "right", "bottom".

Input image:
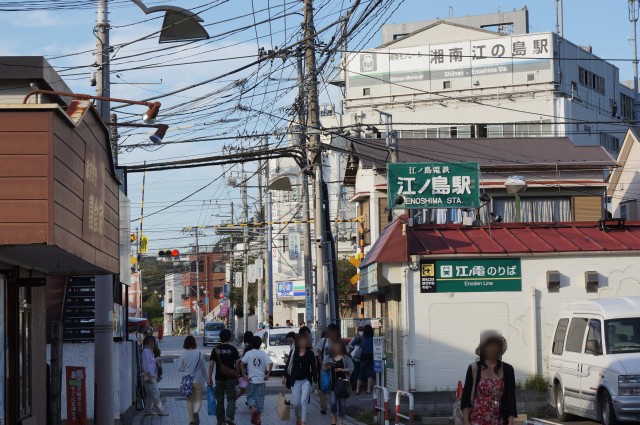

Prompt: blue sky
[{"left": 0, "top": 0, "right": 636, "bottom": 253}]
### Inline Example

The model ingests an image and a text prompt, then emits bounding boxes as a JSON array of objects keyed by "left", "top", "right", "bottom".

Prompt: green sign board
[
  {"left": 387, "top": 162, "right": 481, "bottom": 209},
  {"left": 420, "top": 258, "right": 522, "bottom": 293}
]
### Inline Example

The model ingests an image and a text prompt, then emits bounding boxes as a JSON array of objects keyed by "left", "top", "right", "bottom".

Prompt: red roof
[{"left": 361, "top": 221, "right": 640, "bottom": 266}]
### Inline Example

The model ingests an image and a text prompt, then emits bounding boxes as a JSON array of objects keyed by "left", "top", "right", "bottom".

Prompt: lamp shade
[{"left": 159, "top": 10, "right": 210, "bottom": 43}]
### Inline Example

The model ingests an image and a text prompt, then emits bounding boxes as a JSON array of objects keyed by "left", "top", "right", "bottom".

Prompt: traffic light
[
  {"left": 140, "top": 236, "right": 148, "bottom": 253},
  {"left": 158, "top": 249, "right": 180, "bottom": 257}
]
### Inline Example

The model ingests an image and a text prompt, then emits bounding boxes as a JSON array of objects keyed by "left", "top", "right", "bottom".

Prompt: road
[{"left": 529, "top": 418, "right": 603, "bottom": 425}]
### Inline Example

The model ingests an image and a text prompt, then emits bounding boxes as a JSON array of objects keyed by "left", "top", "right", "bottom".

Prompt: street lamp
[
  {"left": 130, "top": 0, "right": 210, "bottom": 43},
  {"left": 504, "top": 176, "right": 527, "bottom": 222}
]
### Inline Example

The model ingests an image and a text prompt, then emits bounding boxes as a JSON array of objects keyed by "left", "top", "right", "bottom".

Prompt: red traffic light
[{"left": 158, "top": 249, "right": 180, "bottom": 257}]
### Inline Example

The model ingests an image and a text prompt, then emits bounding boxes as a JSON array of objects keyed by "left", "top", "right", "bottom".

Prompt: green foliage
[
  {"left": 524, "top": 374, "right": 548, "bottom": 392},
  {"left": 515, "top": 380, "right": 523, "bottom": 391},
  {"left": 336, "top": 257, "right": 358, "bottom": 318},
  {"left": 142, "top": 293, "right": 163, "bottom": 323},
  {"left": 139, "top": 255, "right": 178, "bottom": 303},
  {"left": 228, "top": 255, "right": 258, "bottom": 318}
]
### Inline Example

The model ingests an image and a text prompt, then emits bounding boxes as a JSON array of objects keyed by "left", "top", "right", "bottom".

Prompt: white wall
[
  {"left": 404, "top": 253, "right": 640, "bottom": 390},
  {"left": 610, "top": 136, "right": 640, "bottom": 219}
]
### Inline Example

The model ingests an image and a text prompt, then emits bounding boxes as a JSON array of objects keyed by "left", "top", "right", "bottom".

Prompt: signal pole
[
  {"left": 183, "top": 227, "right": 204, "bottom": 334},
  {"left": 303, "top": 0, "right": 328, "bottom": 330},
  {"left": 96, "top": 0, "right": 111, "bottom": 121}
]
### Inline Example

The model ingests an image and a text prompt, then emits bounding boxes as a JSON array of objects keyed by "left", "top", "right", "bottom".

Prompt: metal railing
[
  {"left": 372, "top": 385, "right": 390, "bottom": 425},
  {"left": 394, "top": 390, "right": 414, "bottom": 425}
]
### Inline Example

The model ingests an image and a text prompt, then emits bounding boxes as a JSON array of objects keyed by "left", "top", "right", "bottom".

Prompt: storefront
[{"left": 0, "top": 100, "right": 120, "bottom": 424}]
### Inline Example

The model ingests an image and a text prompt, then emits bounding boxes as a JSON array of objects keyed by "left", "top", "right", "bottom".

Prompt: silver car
[{"left": 203, "top": 322, "right": 224, "bottom": 347}]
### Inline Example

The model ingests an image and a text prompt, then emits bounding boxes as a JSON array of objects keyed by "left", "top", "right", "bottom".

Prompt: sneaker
[
  {"left": 158, "top": 411, "right": 170, "bottom": 416},
  {"left": 194, "top": 412, "right": 200, "bottom": 425},
  {"left": 144, "top": 411, "right": 156, "bottom": 416},
  {"left": 320, "top": 410, "right": 327, "bottom": 414}
]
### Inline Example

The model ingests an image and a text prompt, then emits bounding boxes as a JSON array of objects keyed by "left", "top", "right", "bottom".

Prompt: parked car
[
  {"left": 202, "top": 321, "right": 225, "bottom": 347},
  {"left": 254, "top": 327, "right": 293, "bottom": 373},
  {"left": 548, "top": 296, "right": 640, "bottom": 425}
]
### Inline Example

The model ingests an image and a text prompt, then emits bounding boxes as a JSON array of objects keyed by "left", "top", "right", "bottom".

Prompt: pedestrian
[
  {"left": 236, "top": 331, "right": 254, "bottom": 399},
  {"left": 329, "top": 341, "right": 354, "bottom": 425},
  {"left": 157, "top": 324, "right": 164, "bottom": 342},
  {"left": 286, "top": 319, "right": 292, "bottom": 327},
  {"left": 241, "top": 336, "right": 273, "bottom": 424},
  {"left": 141, "top": 335, "right": 169, "bottom": 416},
  {"left": 299, "top": 321, "right": 305, "bottom": 328},
  {"left": 283, "top": 334, "right": 317, "bottom": 425},
  {"left": 178, "top": 336, "right": 207, "bottom": 425},
  {"left": 461, "top": 330, "right": 517, "bottom": 425},
  {"left": 356, "top": 324, "right": 375, "bottom": 395},
  {"left": 315, "top": 324, "right": 340, "bottom": 414},
  {"left": 347, "top": 326, "right": 364, "bottom": 391},
  {"left": 208, "top": 329, "right": 240, "bottom": 425}
]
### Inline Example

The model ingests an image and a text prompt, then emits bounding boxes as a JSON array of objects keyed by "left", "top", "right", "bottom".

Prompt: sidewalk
[
  {"left": 131, "top": 391, "right": 368, "bottom": 425},
  {"left": 132, "top": 359, "right": 368, "bottom": 425}
]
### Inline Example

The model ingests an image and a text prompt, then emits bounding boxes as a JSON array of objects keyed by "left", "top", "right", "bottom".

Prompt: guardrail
[
  {"left": 394, "top": 390, "right": 414, "bottom": 425},
  {"left": 372, "top": 385, "right": 390, "bottom": 425}
]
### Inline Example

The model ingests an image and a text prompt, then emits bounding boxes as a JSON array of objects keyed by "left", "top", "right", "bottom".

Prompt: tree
[
  {"left": 228, "top": 256, "right": 258, "bottom": 318},
  {"left": 336, "top": 257, "right": 358, "bottom": 318},
  {"left": 139, "top": 255, "right": 178, "bottom": 303},
  {"left": 142, "top": 292, "right": 163, "bottom": 323}
]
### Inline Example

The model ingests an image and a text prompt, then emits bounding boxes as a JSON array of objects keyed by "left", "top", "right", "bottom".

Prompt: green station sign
[
  {"left": 420, "top": 258, "right": 522, "bottom": 293},
  {"left": 387, "top": 162, "right": 481, "bottom": 209}
]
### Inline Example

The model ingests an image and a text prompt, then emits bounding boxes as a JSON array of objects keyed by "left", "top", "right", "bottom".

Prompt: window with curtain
[{"left": 493, "top": 197, "right": 572, "bottom": 223}]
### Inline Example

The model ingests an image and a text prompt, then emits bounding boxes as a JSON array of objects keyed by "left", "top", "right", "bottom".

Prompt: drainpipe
[
  {"left": 530, "top": 287, "right": 540, "bottom": 375},
  {"left": 402, "top": 267, "right": 415, "bottom": 392}
]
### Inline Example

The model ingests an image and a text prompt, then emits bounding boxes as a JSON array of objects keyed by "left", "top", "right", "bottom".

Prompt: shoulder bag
[
  {"left": 452, "top": 362, "right": 478, "bottom": 425},
  {"left": 179, "top": 354, "right": 201, "bottom": 397},
  {"left": 215, "top": 348, "right": 238, "bottom": 379}
]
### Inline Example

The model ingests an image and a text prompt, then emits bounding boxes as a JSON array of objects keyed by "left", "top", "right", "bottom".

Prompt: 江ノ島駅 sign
[{"left": 387, "top": 162, "right": 480, "bottom": 209}]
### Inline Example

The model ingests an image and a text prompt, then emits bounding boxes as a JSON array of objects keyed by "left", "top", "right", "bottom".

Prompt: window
[
  {"left": 168, "top": 290, "right": 173, "bottom": 304},
  {"left": 527, "top": 73, "right": 535, "bottom": 82},
  {"left": 585, "top": 319, "right": 602, "bottom": 355},
  {"left": 605, "top": 318, "right": 640, "bottom": 354},
  {"left": 190, "top": 260, "right": 204, "bottom": 273},
  {"left": 620, "top": 93, "right": 634, "bottom": 121},
  {"left": 426, "top": 128, "right": 438, "bottom": 138},
  {"left": 493, "top": 197, "right": 572, "bottom": 223},
  {"left": 213, "top": 264, "right": 225, "bottom": 273},
  {"left": 269, "top": 332, "right": 289, "bottom": 346},
  {"left": 599, "top": 132, "right": 621, "bottom": 154},
  {"left": 357, "top": 199, "right": 371, "bottom": 245},
  {"left": 578, "top": 66, "right": 605, "bottom": 94},
  {"left": 363, "top": 88, "right": 371, "bottom": 96},
  {"left": 443, "top": 80, "right": 451, "bottom": 89},
  {"left": 552, "top": 319, "right": 570, "bottom": 355},
  {"left": 565, "top": 317, "right": 588, "bottom": 353}
]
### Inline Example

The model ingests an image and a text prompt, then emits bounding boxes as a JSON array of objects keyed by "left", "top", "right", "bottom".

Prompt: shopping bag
[
  {"left": 277, "top": 392, "right": 290, "bottom": 420},
  {"left": 207, "top": 386, "right": 217, "bottom": 416},
  {"left": 320, "top": 369, "right": 332, "bottom": 394}
]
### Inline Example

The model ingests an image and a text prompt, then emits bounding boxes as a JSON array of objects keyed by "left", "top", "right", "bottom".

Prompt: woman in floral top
[{"left": 460, "top": 330, "right": 517, "bottom": 425}]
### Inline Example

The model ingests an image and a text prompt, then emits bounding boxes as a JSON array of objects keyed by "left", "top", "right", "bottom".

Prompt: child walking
[{"left": 241, "top": 336, "right": 273, "bottom": 425}]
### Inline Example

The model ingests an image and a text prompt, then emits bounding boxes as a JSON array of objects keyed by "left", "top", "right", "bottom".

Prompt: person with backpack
[
  {"left": 241, "top": 336, "right": 273, "bottom": 425},
  {"left": 283, "top": 334, "right": 317, "bottom": 425},
  {"left": 460, "top": 330, "right": 517, "bottom": 425},
  {"left": 356, "top": 324, "right": 375, "bottom": 395},
  {"left": 177, "top": 336, "right": 207, "bottom": 425},
  {"left": 315, "top": 324, "right": 340, "bottom": 414},
  {"left": 207, "top": 329, "right": 240, "bottom": 425}
]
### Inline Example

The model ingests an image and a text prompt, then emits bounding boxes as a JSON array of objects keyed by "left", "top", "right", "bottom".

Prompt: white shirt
[
  {"left": 142, "top": 347, "right": 157, "bottom": 377},
  {"left": 242, "top": 349, "right": 272, "bottom": 384},
  {"left": 178, "top": 349, "right": 207, "bottom": 384}
]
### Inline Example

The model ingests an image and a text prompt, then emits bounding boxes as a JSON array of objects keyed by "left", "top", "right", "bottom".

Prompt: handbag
[
  {"left": 180, "top": 355, "right": 201, "bottom": 397},
  {"left": 452, "top": 363, "right": 478, "bottom": 425},
  {"left": 334, "top": 378, "right": 352, "bottom": 398},
  {"left": 215, "top": 348, "right": 238, "bottom": 379},
  {"left": 277, "top": 392, "right": 290, "bottom": 420},
  {"left": 207, "top": 385, "right": 217, "bottom": 416},
  {"left": 238, "top": 376, "right": 249, "bottom": 389}
]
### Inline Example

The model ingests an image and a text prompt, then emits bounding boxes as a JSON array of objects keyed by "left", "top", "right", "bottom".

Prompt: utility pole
[
  {"left": 195, "top": 230, "right": 201, "bottom": 334},
  {"left": 297, "top": 51, "right": 315, "bottom": 333},
  {"left": 304, "top": 0, "right": 328, "bottom": 330},
  {"left": 96, "top": 0, "right": 111, "bottom": 121},
  {"left": 264, "top": 137, "right": 272, "bottom": 327},
  {"left": 241, "top": 166, "right": 250, "bottom": 334},
  {"left": 631, "top": 0, "right": 640, "bottom": 122}
]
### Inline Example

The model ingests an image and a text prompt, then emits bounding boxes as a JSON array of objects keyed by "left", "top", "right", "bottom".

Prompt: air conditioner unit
[
  {"left": 585, "top": 271, "right": 599, "bottom": 293},
  {"left": 547, "top": 271, "right": 561, "bottom": 292}
]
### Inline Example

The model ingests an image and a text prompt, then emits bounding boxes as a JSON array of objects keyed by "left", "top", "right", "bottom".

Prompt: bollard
[
  {"left": 394, "top": 390, "right": 414, "bottom": 425},
  {"left": 373, "top": 385, "right": 390, "bottom": 425}
]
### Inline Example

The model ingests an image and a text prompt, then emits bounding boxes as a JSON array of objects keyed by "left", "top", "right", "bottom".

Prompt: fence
[
  {"left": 395, "top": 390, "right": 414, "bottom": 425},
  {"left": 373, "top": 385, "right": 390, "bottom": 425},
  {"left": 340, "top": 317, "right": 385, "bottom": 338}
]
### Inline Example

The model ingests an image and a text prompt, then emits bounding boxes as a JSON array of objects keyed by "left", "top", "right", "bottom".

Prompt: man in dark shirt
[{"left": 208, "top": 329, "right": 240, "bottom": 425}]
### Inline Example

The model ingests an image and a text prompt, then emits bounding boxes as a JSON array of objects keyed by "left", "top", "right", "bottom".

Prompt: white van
[
  {"left": 254, "top": 327, "right": 294, "bottom": 373},
  {"left": 548, "top": 297, "right": 640, "bottom": 425}
]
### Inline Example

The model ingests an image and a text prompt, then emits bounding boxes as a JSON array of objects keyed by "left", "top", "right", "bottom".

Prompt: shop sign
[
  {"left": 359, "top": 263, "right": 378, "bottom": 295},
  {"left": 373, "top": 336, "right": 384, "bottom": 373},
  {"left": 420, "top": 258, "right": 521, "bottom": 293},
  {"left": 387, "top": 162, "right": 480, "bottom": 209},
  {"left": 276, "top": 280, "right": 305, "bottom": 300},
  {"left": 288, "top": 232, "right": 300, "bottom": 260},
  {"left": 66, "top": 366, "right": 87, "bottom": 425}
]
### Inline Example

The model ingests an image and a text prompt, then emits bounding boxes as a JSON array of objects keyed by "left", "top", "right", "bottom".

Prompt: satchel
[
  {"left": 452, "top": 363, "right": 478, "bottom": 425},
  {"left": 277, "top": 392, "right": 290, "bottom": 420},
  {"left": 179, "top": 355, "right": 201, "bottom": 397},
  {"left": 215, "top": 348, "right": 238, "bottom": 379},
  {"left": 320, "top": 369, "right": 332, "bottom": 394},
  {"left": 334, "top": 378, "right": 352, "bottom": 398}
]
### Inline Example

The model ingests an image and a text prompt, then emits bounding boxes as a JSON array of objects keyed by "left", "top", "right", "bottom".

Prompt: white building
[
  {"left": 163, "top": 273, "right": 189, "bottom": 336},
  {"left": 329, "top": 15, "right": 634, "bottom": 156},
  {"left": 608, "top": 127, "right": 640, "bottom": 220}
]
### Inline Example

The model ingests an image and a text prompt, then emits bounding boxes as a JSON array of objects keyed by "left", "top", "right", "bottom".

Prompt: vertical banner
[
  {"left": 288, "top": 232, "right": 300, "bottom": 260},
  {"left": 66, "top": 366, "right": 87, "bottom": 425},
  {"left": 234, "top": 272, "right": 243, "bottom": 288},
  {"left": 373, "top": 336, "right": 384, "bottom": 373},
  {"left": 254, "top": 259, "right": 264, "bottom": 279}
]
